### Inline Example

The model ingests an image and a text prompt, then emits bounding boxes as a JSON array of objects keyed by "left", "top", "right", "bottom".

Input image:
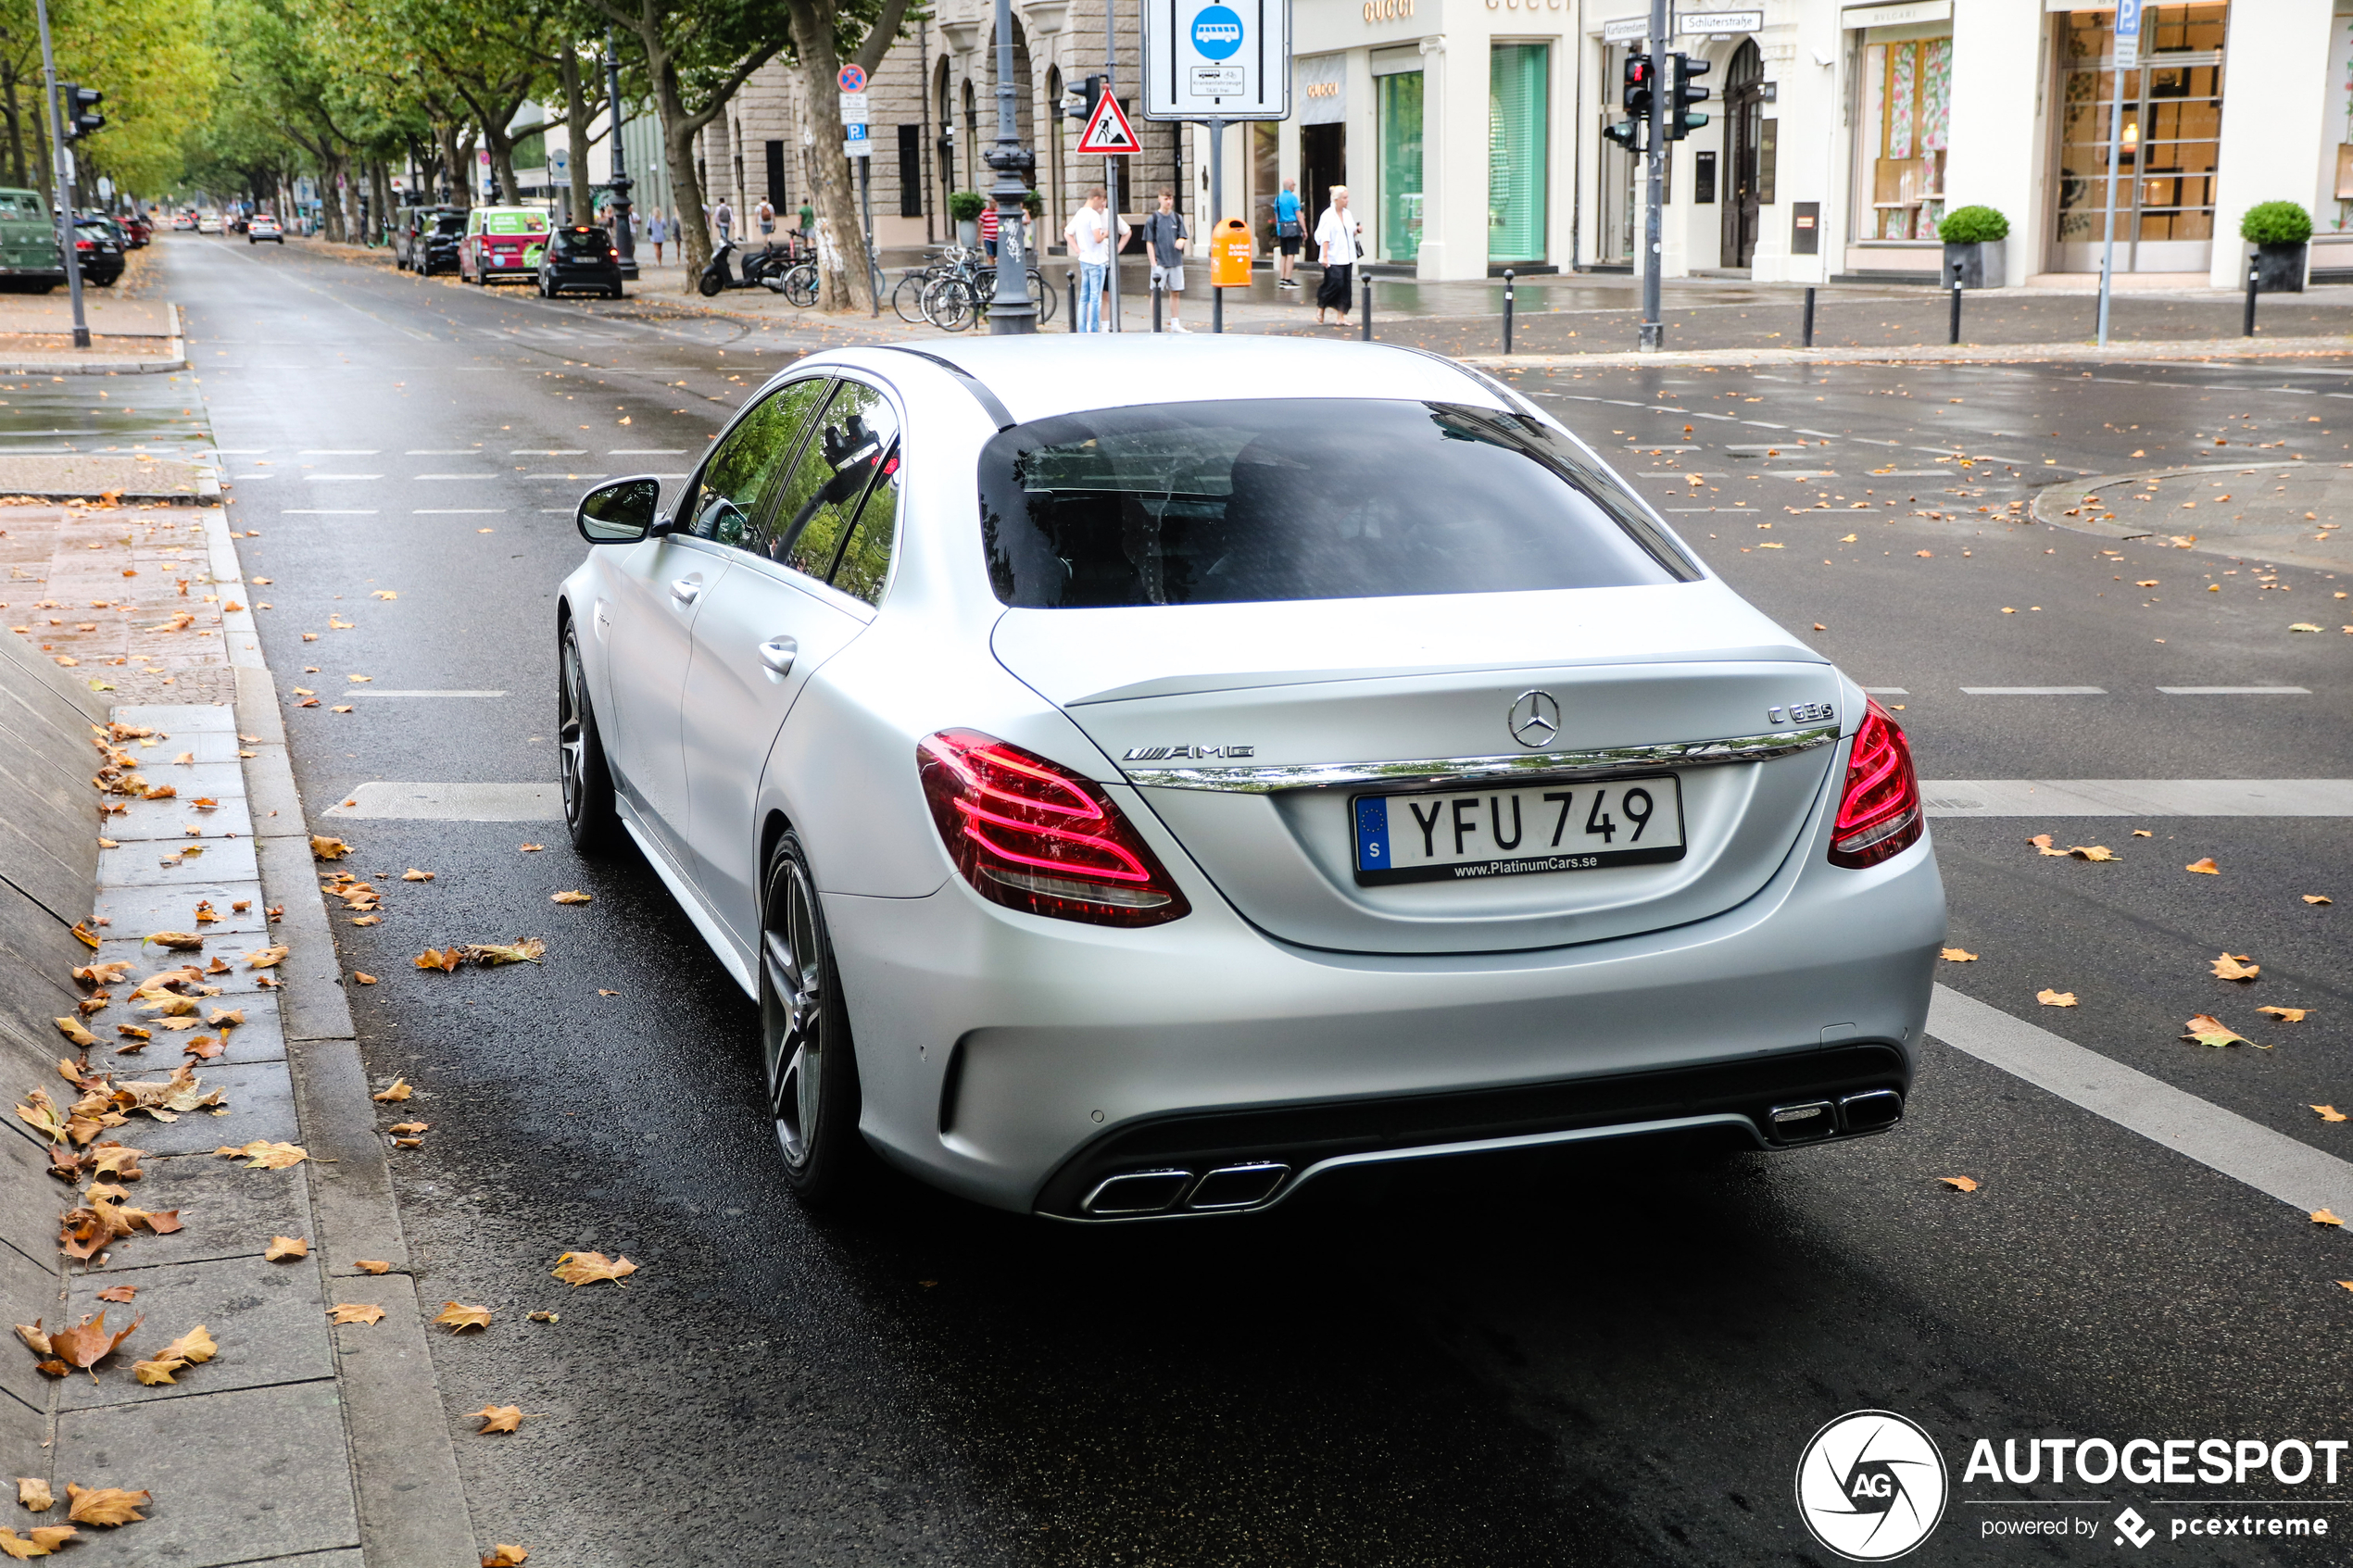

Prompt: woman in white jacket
[{"left": 1313, "top": 186, "right": 1361, "bottom": 328}]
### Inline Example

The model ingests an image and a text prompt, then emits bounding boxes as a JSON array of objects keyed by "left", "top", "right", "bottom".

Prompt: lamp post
[
  {"left": 603, "top": 30, "right": 637, "bottom": 279},
  {"left": 984, "top": 0, "right": 1037, "bottom": 332}
]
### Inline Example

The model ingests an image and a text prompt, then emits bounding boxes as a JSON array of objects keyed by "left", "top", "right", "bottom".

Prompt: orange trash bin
[{"left": 1211, "top": 219, "right": 1252, "bottom": 289}]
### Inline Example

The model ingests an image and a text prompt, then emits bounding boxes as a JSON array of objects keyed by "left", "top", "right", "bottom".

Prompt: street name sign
[{"left": 1142, "top": 0, "right": 1290, "bottom": 120}]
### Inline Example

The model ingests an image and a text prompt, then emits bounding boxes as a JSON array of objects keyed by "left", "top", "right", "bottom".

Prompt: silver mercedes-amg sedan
[{"left": 558, "top": 337, "right": 1945, "bottom": 1220}]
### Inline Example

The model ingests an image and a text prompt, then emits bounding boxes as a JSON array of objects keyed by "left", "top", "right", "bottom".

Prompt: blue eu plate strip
[{"left": 1353, "top": 796, "right": 1390, "bottom": 872}]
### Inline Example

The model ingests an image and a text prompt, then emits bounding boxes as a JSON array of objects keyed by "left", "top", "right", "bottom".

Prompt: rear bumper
[{"left": 825, "top": 817, "right": 1944, "bottom": 1216}]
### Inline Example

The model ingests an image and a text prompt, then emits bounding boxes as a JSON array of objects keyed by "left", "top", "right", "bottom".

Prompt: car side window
[
  {"left": 681, "top": 379, "right": 828, "bottom": 551},
  {"left": 768, "top": 381, "right": 900, "bottom": 585},
  {"left": 828, "top": 447, "right": 900, "bottom": 607}
]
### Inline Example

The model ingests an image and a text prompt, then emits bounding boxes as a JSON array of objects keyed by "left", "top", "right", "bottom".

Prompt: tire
[
  {"left": 759, "top": 830, "right": 870, "bottom": 1202},
  {"left": 697, "top": 270, "right": 724, "bottom": 298},
  {"left": 557, "top": 621, "right": 619, "bottom": 854},
  {"left": 783, "top": 264, "right": 818, "bottom": 308},
  {"left": 1030, "top": 270, "right": 1057, "bottom": 325},
  {"left": 922, "top": 275, "right": 975, "bottom": 332},
  {"left": 891, "top": 271, "right": 929, "bottom": 324}
]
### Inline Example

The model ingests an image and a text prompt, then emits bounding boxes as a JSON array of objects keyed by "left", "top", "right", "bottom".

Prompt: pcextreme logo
[{"left": 1795, "top": 1410, "right": 1951, "bottom": 1561}]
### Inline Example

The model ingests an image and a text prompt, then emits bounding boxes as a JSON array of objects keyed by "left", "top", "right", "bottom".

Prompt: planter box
[
  {"left": 956, "top": 219, "right": 980, "bottom": 248},
  {"left": 1941, "top": 239, "right": 2005, "bottom": 289},
  {"left": 2251, "top": 241, "right": 2307, "bottom": 294}
]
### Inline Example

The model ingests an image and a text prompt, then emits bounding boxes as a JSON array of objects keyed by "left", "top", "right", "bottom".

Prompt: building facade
[{"left": 677, "top": 0, "right": 2350, "bottom": 287}]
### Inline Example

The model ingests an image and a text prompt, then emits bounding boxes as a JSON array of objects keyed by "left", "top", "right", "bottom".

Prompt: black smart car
[
  {"left": 72, "top": 217, "right": 122, "bottom": 286},
  {"left": 396, "top": 206, "right": 465, "bottom": 276},
  {"left": 537, "top": 225, "right": 623, "bottom": 299}
]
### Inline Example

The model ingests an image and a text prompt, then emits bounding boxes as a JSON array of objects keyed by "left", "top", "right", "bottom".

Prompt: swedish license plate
[{"left": 1351, "top": 775, "right": 1686, "bottom": 886}]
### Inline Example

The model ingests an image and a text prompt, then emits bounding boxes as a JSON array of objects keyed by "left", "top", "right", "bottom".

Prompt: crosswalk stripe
[{"left": 1919, "top": 779, "right": 2353, "bottom": 816}]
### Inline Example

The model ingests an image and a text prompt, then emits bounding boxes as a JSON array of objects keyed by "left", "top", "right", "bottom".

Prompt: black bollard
[
  {"left": 1153, "top": 276, "right": 1163, "bottom": 333},
  {"left": 1503, "top": 269, "right": 1516, "bottom": 355},
  {"left": 1802, "top": 285, "right": 1816, "bottom": 348},
  {"left": 2245, "top": 263, "right": 2259, "bottom": 338},
  {"left": 1361, "top": 272, "right": 1373, "bottom": 342},
  {"left": 1067, "top": 271, "right": 1078, "bottom": 332},
  {"left": 1948, "top": 263, "right": 1963, "bottom": 345}
]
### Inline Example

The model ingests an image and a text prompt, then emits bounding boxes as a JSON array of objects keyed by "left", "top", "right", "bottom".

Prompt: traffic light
[
  {"left": 1603, "top": 119, "right": 1642, "bottom": 154},
  {"left": 1668, "top": 53, "right": 1711, "bottom": 141},
  {"left": 57, "top": 83, "right": 102, "bottom": 141},
  {"left": 1621, "top": 54, "right": 1655, "bottom": 122}
]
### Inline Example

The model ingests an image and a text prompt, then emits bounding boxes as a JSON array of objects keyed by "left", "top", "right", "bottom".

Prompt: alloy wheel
[
  {"left": 761, "top": 859, "right": 824, "bottom": 1167},
  {"left": 558, "top": 636, "right": 589, "bottom": 826}
]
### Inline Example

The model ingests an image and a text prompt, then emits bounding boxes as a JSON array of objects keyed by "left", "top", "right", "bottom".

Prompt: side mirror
[{"left": 576, "top": 476, "right": 662, "bottom": 544}]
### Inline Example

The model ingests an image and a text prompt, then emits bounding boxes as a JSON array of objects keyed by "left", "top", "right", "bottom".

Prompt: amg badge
[{"left": 1122, "top": 744, "right": 1256, "bottom": 761}]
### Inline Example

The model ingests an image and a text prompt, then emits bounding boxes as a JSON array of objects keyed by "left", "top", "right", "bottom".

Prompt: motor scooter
[{"left": 696, "top": 238, "right": 786, "bottom": 298}]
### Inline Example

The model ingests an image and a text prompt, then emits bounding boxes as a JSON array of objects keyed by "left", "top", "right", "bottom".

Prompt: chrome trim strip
[{"left": 1119, "top": 723, "right": 1842, "bottom": 794}]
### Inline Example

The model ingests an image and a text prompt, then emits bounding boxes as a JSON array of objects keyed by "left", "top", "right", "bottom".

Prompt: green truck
[{"left": 0, "top": 188, "right": 64, "bottom": 290}]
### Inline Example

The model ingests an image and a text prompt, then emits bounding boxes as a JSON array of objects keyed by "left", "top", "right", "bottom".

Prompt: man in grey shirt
[{"left": 1142, "top": 186, "right": 1189, "bottom": 332}]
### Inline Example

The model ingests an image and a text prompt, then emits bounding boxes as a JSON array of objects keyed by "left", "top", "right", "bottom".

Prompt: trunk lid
[{"left": 993, "top": 584, "right": 1843, "bottom": 954}]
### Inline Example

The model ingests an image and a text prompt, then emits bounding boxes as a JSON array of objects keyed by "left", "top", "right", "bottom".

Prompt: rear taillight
[
  {"left": 1828, "top": 698, "right": 1923, "bottom": 869},
  {"left": 918, "top": 729, "right": 1189, "bottom": 927}
]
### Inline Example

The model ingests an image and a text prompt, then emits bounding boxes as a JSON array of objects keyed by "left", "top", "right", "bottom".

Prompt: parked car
[
  {"left": 537, "top": 224, "right": 623, "bottom": 298},
  {"left": 247, "top": 213, "right": 283, "bottom": 244},
  {"left": 0, "top": 187, "right": 61, "bottom": 291},
  {"left": 394, "top": 205, "right": 465, "bottom": 275},
  {"left": 196, "top": 213, "right": 222, "bottom": 234},
  {"left": 555, "top": 338, "right": 1945, "bottom": 1218},
  {"left": 122, "top": 215, "right": 150, "bottom": 248},
  {"left": 71, "top": 217, "right": 122, "bottom": 285},
  {"left": 170, "top": 212, "right": 195, "bottom": 232},
  {"left": 459, "top": 205, "right": 549, "bottom": 284}
]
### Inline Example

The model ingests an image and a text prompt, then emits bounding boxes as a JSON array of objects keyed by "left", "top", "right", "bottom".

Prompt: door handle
[
  {"left": 757, "top": 634, "right": 798, "bottom": 675},
  {"left": 669, "top": 576, "right": 701, "bottom": 605}
]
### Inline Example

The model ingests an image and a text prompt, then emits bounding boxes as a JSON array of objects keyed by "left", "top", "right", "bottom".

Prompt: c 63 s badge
[{"left": 1795, "top": 1410, "right": 1949, "bottom": 1561}]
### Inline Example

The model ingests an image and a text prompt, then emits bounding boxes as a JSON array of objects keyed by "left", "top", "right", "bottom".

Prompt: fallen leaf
[
  {"left": 550, "top": 891, "right": 592, "bottom": 905},
  {"left": 353, "top": 1260, "right": 392, "bottom": 1274},
  {"left": 1940, "top": 1175, "right": 1980, "bottom": 1193},
  {"left": 434, "top": 1302, "right": 492, "bottom": 1333},
  {"left": 45, "top": 1311, "right": 138, "bottom": 1374},
  {"left": 143, "top": 932, "right": 202, "bottom": 951},
  {"left": 371, "top": 1079, "right": 412, "bottom": 1102},
  {"left": 413, "top": 948, "right": 461, "bottom": 973},
  {"left": 549, "top": 1250, "right": 637, "bottom": 1287},
  {"left": 2313, "top": 1105, "right": 2347, "bottom": 1123},
  {"left": 264, "top": 1236, "right": 308, "bottom": 1261},
  {"left": 93, "top": 1287, "right": 133, "bottom": 1305},
  {"left": 129, "top": 1358, "right": 185, "bottom": 1386},
  {"left": 2133, "top": 829, "right": 2154, "bottom": 837},
  {"left": 329, "top": 1303, "right": 385, "bottom": 1325},
  {"left": 208, "top": 1010, "right": 243, "bottom": 1029},
  {"left": 2315, "top": 1209, "right": 2345, "bottom": 1227},
  {"left": 387, "top": 1122, "right": 428, "bottom": 1135},
  {"left": 2306, "top": 895, "right": 2334, "bottom": 905},
  {"left": 213, "top": 1140, "right": 307, "bottom": 1170},
  {"left": 63, "top": 1485, "right": 148, "bottom": 1526},
  {"left": 11, "top": 1323, "right": 47, "bottom": 1358},
  {"left": 0, "top": 1524, "right": 76, "bottom": 1557},
  {"left": 468, "top": 939, "right": 546, "bottom": 967},
  {"left": 139, "top": 1211, "right": 182, "bottom": 1235},
  {"left": 310, "top": 835, "right": 350, "bottom": 861},
  {"left": 471, "top": 1405, "right": 542, "bottom": 1434},
  {"left": 2211, "top": 952, "right": 2260, "bottom": 982},
  {"left": 244, "top": 945, "right": 288, "bottom": 970},
  {"left": 354, "top": 973, "right": 377, "bottom": 985},
  {"left": 371, "top": 590, "right": 397, "bottom": 600},
  {"left": 519, "top": 844, "right": 543, "bottom": 853},
  {"left": 483, "top": 1548, "right": 530, "bottom": 1567},
  {"left": 2259, "top": 1006, "right": 2309, "bottom": 1022},
  {"left": 2182, "top": 1013, "right": 2253, "bottom": 1048},
  {"left": 2036, "top": 989, "right": 2078, "bottom": 1008},
  {"left": 29, "top": 1364, "right": 63, "bottom": 1381},
  {"left": 392, "top": 1137, "right": 422, "bottom": 1149},
  {"left": 330, "top": 705, "right": 353, "bottom": 714},
  {"left": 2066, "top": 846, "right": 2115, "bottom": 862},
  {"left": 72, "top": 963, "right": 130, "bottom": 987},
  {"left": 401, "top": 868, "right": 434, "bottom": 882},
  {"left": 12, "top": 1480, "right": 48, "bottom": 1512},
  {"left": 51, "top": 1018, "right": 94, "bottom": 1050},
  {"left": 1940, "top": 947, "right": 1978, "bottom": 962},
  {"left": 525, "top": 1311, "right": 558, "bottom": 1323},
  {"left": 2187, "top": 857, "right": 2221, "bottom": 875},
  {"left": 2290, "top": 622, "right": 2323, "bottom": 633}
]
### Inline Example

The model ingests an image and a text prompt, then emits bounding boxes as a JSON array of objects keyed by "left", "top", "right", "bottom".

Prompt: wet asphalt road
[{"left": 138, "top": 234, "right": 2353, "bottom": 1566}]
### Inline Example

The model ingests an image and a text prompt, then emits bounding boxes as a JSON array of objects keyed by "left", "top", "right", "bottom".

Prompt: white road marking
[
  {"left": 300, "top": 448, "right": 379, "bottom": 455},
  {"left": 305, "top": 473, "right": 384, "bottom": 481},
  {"left": 1918, "top": 779, "right": 2353, "bottom": 816},
  {"left": 610, "top": 448, "right": 686, "bottom": 455},
  {"left": 321, "top": 782, "right": 560, "bottom": 821},
  {"left": 1929, "top": 985, "right": 2353, "bottom": 1220},
  {"left": 1959, "top": 686, "right": 2107, "bottom": 696},
  {"left": 280, "top": 509, "right": 378, "bottom": 516},
  {"left": 406, "top": 449, "right": 480, "bottom": 455},
  {"left": 413, "top": 509, "right": 506, "bottom": 515},
  {"left": 2157, "top": 686, "right": 2309, "bottom": 696},
  {"left": 511, "top": 448, "right": 586, "bottom": 456},
  {"left": 350, "top": 690, "right": 509, "bottom": 697},
  {"left": 412, "top": 473, "right": 503, "bottom": 480},
  {"left": 1862, "top": 687, "right": 1908, "bottom": 695}
]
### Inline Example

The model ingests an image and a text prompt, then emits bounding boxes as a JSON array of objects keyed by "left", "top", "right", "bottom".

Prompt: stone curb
[
  {"left": 1459, "top": 333, "right": 2353, "bottom": 371},
  {"left": 200, "top": 508, "right": 481, "bottom": 1567},
  {"left": 2028, "top": 459, "right": 2353, "bottom": 577},
  {"left": 0, "top": 358, "right": 190, "bottom": 375}
]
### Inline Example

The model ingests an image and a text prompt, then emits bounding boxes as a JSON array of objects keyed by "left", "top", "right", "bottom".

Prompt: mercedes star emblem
[{"left": 1507, "top": 690, "right": 1561, "bottom": 749}]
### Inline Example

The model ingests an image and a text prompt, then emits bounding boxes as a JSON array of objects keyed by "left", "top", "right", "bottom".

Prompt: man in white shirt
[{"left": 1063, "top": 186, "right": 1131, "bottom": 332}]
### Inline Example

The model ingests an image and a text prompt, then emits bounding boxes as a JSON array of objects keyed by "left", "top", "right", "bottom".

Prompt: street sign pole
[
  {"left": 1640, "top": 0, "right": 1667, "bottom": 351},
  {"left": 31, "top": 0, "right": 84, "bottom": 349},
  {"left": 1208, "top": 119, "right": 1226, "bottom": 332},
  {"left": 1105, "top": 0, "right": 1120, "bottom": 331},
  {"left": 842, "top": 80, "right": 880, "bottom": 316},
  {"left": 2096, "top": 0, "right": 2142, "bottom": 348},
  {"left": 1143, "top": 0, "right": 1290, "bottom": 334}
]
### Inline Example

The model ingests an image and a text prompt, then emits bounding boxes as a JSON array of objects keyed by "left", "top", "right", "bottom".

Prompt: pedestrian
[
  {"left": 1274, "top": 177, "right": 1302, "bottom": 289},
  {"left": 757, "top": 196, "right": 775, "bottom": 240},
  {"left": 1142, "top": 185, "right": 1189, "bottom": 332},
  {"left": 1063, "top": 185, "right": 1129, "bottom": 333},
  {"left": 647, "top": 208, "right": 667, "bottom": 264},
  {"left": 1314, "top": 184, "right": 1360, "bottom": 328},
  {"left": 798, "top": 200, "right": 813, "bottom": 238},
  {"left": 713, "top": 197, "right": 734, "bottom": 244},
  {"left": 979, "top": 200, "right": 1000, "bottom": 260}
]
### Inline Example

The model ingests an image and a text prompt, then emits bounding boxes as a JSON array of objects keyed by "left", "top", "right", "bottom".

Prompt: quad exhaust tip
[
  {"left": 1079, "top": 1161, "right": 1291, "bottom": 1217},
  {"left": 1767, "top": 1089, "right": 1904, "bottom": 1143}
]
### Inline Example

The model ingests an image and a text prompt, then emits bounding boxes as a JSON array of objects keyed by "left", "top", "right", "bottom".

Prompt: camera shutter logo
[{"left": 1794, "top": 1410, "right": 1948, "bottom": 1561}]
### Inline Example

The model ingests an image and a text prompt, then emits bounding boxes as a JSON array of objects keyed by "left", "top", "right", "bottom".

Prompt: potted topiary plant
[
  {"left": 2241, "top": 201, "right": 2312, "bottom": 294},
  {"left": 1937, "top": 206, "right": 2008, "bottom": 289},
  {"left": 949, "top": 190, "right": 986, "bottom": 249}
]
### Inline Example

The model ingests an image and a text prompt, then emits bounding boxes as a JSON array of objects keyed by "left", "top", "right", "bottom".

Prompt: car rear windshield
[
  {"left": 434, "top": 215, "right": 466, "bottom": 235},
  {"left": 556, "top": 229, "right": 609, "bottom": 254},
  {"left": 978, "top": 398, "right": 1698, "bottom": 608}
]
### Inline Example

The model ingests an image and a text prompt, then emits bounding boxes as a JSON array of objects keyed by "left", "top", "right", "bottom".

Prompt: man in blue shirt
[{"left": 1273, "top": 178, "right": 1303, "bottom": 290}]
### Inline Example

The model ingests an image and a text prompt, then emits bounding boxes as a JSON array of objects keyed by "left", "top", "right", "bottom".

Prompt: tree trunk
[
  {"left": 780, "top": 0, "right": 873, "bottom": 312},
  {"left": 370, "top": 159, "right": 392, "bottom": 241},
  {"left": 559, "top": 47, "right": 595, "bottom": 223},
  {"left": 437, "top": 123, "right": 466, "bottom": 207},
  {"left": 648, "top": 49, "right": 711, "bottom": 289},
  {"left": 2, "top": 63, "right": 23, "bottom": 189}
]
